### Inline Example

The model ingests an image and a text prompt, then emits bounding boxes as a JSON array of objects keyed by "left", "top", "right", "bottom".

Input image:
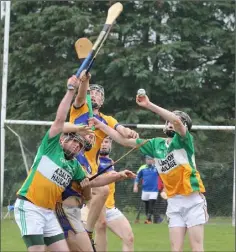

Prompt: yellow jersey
[
  {"left": 106, "top": 182, "right": 115, "bottom": 209},
  {"left": 98, "top": 156, "right": 115, "bottom": 209},
  {"left": 70, "top": 104, "right": 119, "bottom": 174}
]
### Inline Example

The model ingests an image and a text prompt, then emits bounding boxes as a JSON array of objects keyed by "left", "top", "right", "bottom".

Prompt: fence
[{"left": 2, "top": 121, "right": 235, "bottom": 225}]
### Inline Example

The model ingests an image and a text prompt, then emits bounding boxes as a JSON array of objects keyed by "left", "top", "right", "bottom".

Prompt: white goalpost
[
  {"left": 2, "top": 119, "right": 235, "bottom": 225},
  {"left": 1, "top": 0, "right": 11, "bottom": 219}
]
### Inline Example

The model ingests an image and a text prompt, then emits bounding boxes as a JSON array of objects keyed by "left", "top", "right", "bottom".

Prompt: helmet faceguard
[
  {"left": 61, "top": 132, "right": 86, "bottom": 159},
  {"left": 163, "top": 110, "right": 192, "bottom": 138},
  {"left": 90, "top": 84, "right": 105, "bottom": 109}
]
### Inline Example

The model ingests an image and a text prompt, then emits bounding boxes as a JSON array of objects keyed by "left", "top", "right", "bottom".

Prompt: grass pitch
[{"left": 1, "top": 214, "right": 234, "bottom": 251}]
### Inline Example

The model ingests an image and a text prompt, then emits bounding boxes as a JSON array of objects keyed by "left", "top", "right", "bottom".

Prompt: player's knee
[
  {"left": 98, "top": 185, "right": 109, "bottom": 198},
  {"left": 102, "top": 185, "right": 109, "bottom": 197},
  {"left": 170, "top": 241, "right": 184, "bottom": 252},
  {"left": 95, "top": 219, "right": 107, "bottom": 231},
  {"left": 190, "top": 238, "right": 203, "bottom": 252},
  {"left": 124, "top": 230, "right": 134, "bottom": 245},
  {"left": 93, "top": 186, "right": 109, "bottom": 198}
]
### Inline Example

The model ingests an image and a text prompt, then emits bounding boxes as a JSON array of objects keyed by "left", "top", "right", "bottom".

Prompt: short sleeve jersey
[
  {"left": 70, "top": 104, "right": 119, "bottom": 174},
  {"left": 135, "top": 164, "right": 159, "bottom": 192},
  {"left": 17, "top": 131, "right": 86, "bottom": 210},
  {"left": 136, "top": 131, "right": 205, "bottom": 198}
]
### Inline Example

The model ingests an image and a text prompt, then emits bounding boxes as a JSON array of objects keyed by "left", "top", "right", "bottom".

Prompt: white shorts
[
  {"left": 81, "top": 204, "right": 89, "bottom": 225},
  {"left": 14, "top": 199, "right": 63, "bottom": 237},
  {"left": 106, "top": 207, "right": 124, "bottom": 222},
  {"left": 141, "top": 191, "right": 158, "bottom": 201},
  {"left": 55, "top": 203, "right": 85, "bottom": 238},
  {"left": 166, "top": 192, "right": 209, "bottom": 228}
]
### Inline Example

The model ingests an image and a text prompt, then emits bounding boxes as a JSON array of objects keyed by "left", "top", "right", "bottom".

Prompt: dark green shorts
[{"left": 23, "top": 233, "right": 65, "bottom": 248}]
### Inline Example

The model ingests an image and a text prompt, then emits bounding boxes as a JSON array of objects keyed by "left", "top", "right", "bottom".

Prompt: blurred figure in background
[{"left": 133, "top": 156, "right": 163, "bottom": 224}]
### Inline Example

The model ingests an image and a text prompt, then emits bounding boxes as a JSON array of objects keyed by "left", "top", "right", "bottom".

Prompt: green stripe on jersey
[{"left": 188, "top": 156, "right": 200, "bottom": 191}]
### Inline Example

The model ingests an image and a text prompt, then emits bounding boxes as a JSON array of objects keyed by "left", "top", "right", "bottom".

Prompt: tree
[{"left": 2, "top": 1, "right": 234, "bottom": 214}]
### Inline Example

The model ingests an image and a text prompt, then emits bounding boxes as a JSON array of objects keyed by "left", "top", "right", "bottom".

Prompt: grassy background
[{"left": 1, "top": 212, "right": 235, "bottom": 252}]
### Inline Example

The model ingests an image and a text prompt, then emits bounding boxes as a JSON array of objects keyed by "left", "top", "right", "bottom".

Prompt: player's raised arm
[
  {"left": 89, "top": 117, "right": 137, "bottom": 148},
  {"left": 136, "top": 93, "right": 187, "bottom": 137},
  {"left": 87, "top": 170, "right": 136, "bottom": 188},
  {"left": 115, "top": 125, "right": 139, "bottom": 139},
  {"left": 63, "top": 122, "right": 94, "bottom": 137},
  {"left": 73, "top": 70, "right": 91, "bottom": 108},
  {"left": 49, "top": 75, "right": 80, "bottom": 138}
]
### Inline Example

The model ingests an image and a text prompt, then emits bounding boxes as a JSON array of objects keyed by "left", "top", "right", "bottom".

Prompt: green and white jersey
[
  {"left": 17, "top": 131, "right": 86, "bottom": 210},
  {"left": 136, "top": 131, "right": 205, "bottom": 198}
]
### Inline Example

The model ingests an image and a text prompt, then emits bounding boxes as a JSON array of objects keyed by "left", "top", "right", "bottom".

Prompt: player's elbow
[
  {"left": 172, "top": 116, "right": 182, "bottom": 126},
  {"left": 54, "top": 116, "right": 66, "bottom": 125},
  {"left": 174, "top": 119, "right": 187, "bottom": 137}
]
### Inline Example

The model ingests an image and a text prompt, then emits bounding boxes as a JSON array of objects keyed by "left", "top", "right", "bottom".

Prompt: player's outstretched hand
[
  {"left": 88, "top": 117, "right": 103, "bottom": 129},
  {"left": 80, "top": 177, "right": 90, "bottom": 188},
  {"left": 136, "top": 94, "right": 150, "bottom": 108},
  {"left": 76, "top": 125, "right": 94, "bottom": 137},
  {"left": 118, "top": 170, "right": 136, "bottom": 180},
  {"left": 79, "top": 70, "right": 91, "bottom": 83},
  {"left": 67, "top": 75, "right": 80, "bottom": 89}
]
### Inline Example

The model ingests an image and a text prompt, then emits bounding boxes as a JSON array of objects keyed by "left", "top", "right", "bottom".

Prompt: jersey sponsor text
[{"left": 51, "top": 168, "right": 72, "bottom": 188}]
